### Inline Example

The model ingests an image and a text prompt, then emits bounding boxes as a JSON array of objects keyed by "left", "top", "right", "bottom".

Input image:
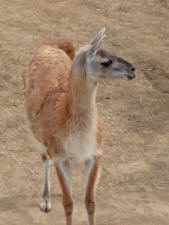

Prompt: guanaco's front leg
[
  {"left": 85, "top": 156, "right": 101, "bottom": 225},
  {"left": 55, "top": 160, "right": 73, "bottom": 225}
]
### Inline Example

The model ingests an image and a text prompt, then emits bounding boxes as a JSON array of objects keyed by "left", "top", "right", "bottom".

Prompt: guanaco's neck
[
  {"left": 67, "top": 48, "right": 98, "bottom": 116},
  {"left": 68, "top": 74, "right": 98, "bottom": 116}
]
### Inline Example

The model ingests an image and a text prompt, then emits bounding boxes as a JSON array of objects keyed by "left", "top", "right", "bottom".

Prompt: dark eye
[
  {"left": 131, "top": 67, "right": 135, "bottom": 72},
  {"left": 100, "top": 59, "right": 112, "bottom": 67}
]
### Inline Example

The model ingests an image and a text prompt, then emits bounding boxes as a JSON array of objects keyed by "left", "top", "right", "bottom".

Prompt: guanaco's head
[{"left": 72, "top": 28, "right": 136, "bottom": 81}]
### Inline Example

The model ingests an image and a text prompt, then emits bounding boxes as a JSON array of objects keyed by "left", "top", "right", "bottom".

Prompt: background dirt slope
[{"left": 0, "top": 0, "right": 169, "bottom": 224}]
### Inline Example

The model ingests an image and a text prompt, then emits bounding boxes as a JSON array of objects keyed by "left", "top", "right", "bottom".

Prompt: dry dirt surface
[{"left": 0, "top": 0, "right": 169, "bottom": 225}]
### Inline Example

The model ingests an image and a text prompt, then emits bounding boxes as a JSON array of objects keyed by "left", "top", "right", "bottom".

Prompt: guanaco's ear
[{"left": 87, "top": 28, "right": 106, "bottom": 57}]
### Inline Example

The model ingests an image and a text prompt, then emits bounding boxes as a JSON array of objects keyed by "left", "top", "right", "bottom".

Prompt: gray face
[
  {"left": 73, "top": 28, "right": 136, "bottom": 81},
  {"left": 88, "top": 49, "right": 136, "bottom": 80}
]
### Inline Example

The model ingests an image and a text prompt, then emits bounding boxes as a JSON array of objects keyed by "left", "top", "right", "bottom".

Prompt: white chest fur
[{"left": 63, "top": 126, "right": 98, "bottom": 163}]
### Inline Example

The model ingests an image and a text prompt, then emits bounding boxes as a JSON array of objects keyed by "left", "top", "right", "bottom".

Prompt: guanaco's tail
[
  {"left": 57, "top": 40, "right": 75, "bottom": 60},
  {"left": 41, "top": 40, "right": 76, "bottom": 60}
]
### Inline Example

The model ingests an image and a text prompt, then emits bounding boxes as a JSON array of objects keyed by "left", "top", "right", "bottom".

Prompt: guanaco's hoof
[{"left": 40, "top": 201, "right": 51, "bottom": 213}]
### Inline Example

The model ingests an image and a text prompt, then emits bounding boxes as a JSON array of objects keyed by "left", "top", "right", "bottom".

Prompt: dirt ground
[{"left": 0, "top": 0, "right": 169, "bottom": 224}]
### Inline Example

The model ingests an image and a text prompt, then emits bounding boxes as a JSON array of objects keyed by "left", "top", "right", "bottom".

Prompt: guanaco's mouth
[{"left": 125, "top": 73, "right": 136, "bottom": 80}]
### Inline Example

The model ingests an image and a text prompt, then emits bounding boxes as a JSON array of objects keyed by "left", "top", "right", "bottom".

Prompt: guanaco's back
[{"left": 23, "top": 40, "right": 75, "bottom": 143}]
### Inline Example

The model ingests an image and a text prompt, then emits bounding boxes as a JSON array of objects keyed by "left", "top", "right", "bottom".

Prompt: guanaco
[{"left": 23, "top": 28, "right": 136, "bottom": 225}]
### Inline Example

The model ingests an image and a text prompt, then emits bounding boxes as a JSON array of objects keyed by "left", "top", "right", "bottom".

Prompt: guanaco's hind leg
[
  {"left": 54, "top": 160, "right": 73, "bottom": 225},
  {"left": 40, "top": 154, "right": 51, "bottom": 212},
  {"left": 85, "top": 156, "right": 100, "bottom": 225}
]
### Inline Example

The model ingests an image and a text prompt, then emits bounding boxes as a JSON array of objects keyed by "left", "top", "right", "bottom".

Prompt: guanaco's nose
[{"left": 127, "top": 67, "right": 136, "bottom": 80}]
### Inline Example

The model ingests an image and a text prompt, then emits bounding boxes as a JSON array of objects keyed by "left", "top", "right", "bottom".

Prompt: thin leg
[
  {"left": 55, "top": 160, "right": 73, "bottom": 225},
  {"left": 85, "top": 156, "right": 101, "bottom": 225},
  {"left": 40, "top": 159, "right": 51, "bottom": 212}
]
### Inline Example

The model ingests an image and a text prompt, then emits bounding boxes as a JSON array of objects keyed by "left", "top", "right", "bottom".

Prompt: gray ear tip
[
  {"left": 100, "top": 27, "right": 106, "bottom": 34},
  {"left": 89, "top": 27, "right": 106, "bottom": 48}
]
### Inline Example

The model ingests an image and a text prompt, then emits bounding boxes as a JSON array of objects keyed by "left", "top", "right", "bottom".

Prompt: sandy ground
[{"left": 0, "top": 0, "right": 169, "bottom": 224}]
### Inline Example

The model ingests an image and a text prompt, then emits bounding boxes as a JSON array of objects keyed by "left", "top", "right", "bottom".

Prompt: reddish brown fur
[
  {"left": 23, "top": 40, "right": 103, "bottom": 161},
  {"left": 23, "top": 38, "right": 104, "bottom": 225},
  {"left": 85, "top": 156, "right": 101, "bottom": 225},
  {"left": 23, "top": 28, "right": 135, "bottom": 225},
  {"left": 40, "top": 40, "right": 75, "bottom": 60},
  {"left": 96, "top": 118, "right": 103, "bottom": 150},
  {"left": 41, "top": 153, "right": 47, "bottom": 163},
  {"left": 55, "top": 164, "right": 73, "bottom": 216},
  {"left": 85, "top": 157, "right": 100, "bottom": 211}
]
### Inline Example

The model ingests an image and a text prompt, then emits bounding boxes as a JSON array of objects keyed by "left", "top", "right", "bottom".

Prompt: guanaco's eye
[{"left": 100, "top": 59, "right": 112, "bottom": 67}]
